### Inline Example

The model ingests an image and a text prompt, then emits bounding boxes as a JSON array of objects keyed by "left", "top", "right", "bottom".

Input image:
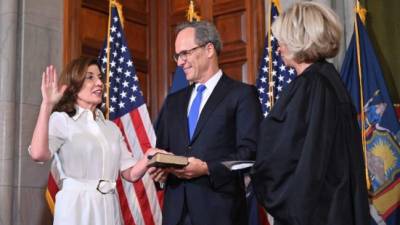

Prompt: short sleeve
[
  {"left": 118, "top": 130, "right": 137, "bottom": 171},
  {"left": 48, "top": 112, "right": 68, "bottom": 156}
]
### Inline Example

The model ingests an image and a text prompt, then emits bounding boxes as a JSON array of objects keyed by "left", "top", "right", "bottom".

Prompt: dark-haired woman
[{"left": 29, "top": 57, "right": 163, "bottom": 225}]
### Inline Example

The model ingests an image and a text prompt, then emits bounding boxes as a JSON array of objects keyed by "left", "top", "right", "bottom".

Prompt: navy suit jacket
[{"left": 156, "top": 74, "right": 261, "bottom": 225}]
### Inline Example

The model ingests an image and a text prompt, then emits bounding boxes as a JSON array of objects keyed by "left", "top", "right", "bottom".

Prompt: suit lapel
[{"left": 190, "top": 75, "right": 232, "bottom": 143}]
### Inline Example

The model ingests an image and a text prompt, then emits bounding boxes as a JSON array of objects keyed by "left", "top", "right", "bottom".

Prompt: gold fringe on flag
[
  {"left": 45, "top": 189, "right": 55, "bottom": 215},
  {"left": 111, "top": 0, "right": 125, "bottom": 28},
  {"left": 355, "top": 1, "right": 367, "bottom": 25},
  {"left": 272, "top": 0, "right": 282, "bottom": 14}
]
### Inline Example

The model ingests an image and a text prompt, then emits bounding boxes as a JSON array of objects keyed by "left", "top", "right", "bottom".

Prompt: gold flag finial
[
  {"left": 355, "top": 1, "right": 367, "bottom": 25},
  {"left": 187, "top": 0, "right": 201, "bottom": 22}
]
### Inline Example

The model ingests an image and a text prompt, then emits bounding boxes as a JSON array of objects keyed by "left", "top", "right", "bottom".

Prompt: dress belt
[{"left": 62, "top": 178, "right": 117, "bottom": 195}]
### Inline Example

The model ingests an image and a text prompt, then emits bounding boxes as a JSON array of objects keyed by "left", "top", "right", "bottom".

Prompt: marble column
[
  {"left": 0, "top": 0, "right": 18, "bottom": 224},
  {"left": 0, "top": 0, "right": 64, "bottom": 224},
  {"left": 12, "top": 0, "right": 63, "bottom": 224}
]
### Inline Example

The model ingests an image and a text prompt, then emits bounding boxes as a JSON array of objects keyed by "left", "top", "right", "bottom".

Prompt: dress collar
[{"left": 72, "top": 105, "right": 105, "bottom": 122}]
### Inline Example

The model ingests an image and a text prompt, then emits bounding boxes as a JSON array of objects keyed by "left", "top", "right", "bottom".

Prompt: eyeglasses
[{"left": 173, "top": 43, "right": 208, "bottom": 62}]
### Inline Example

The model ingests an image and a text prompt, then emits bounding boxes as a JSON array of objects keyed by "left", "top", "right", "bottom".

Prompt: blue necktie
[{"left": 188, "top": 84, "right": 206, "bottom": 140}]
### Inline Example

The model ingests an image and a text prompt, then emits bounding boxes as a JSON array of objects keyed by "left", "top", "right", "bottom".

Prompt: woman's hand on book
[{"left": 145, "top": 148, "right": 171, "bottom": 159}]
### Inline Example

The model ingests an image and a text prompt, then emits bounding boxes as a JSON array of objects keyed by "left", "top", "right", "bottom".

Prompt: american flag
[
  {"left": 256, "top": 0, "right": 296, "bottom": 118},
  {"left": 249, "top": 1, "right": 296, "bottom": 225},
  {"left": 98, "top": 5, "right": 162, "bottom": 225}
]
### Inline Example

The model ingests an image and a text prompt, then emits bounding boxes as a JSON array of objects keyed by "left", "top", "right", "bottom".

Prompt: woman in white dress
[{"left": 29, "top": 56, "right": 164, "bottom": 225}]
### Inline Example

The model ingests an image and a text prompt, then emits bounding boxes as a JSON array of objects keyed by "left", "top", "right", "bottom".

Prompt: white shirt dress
[{"left": 48, "top": 107, "right": 136, "bottom": 225}]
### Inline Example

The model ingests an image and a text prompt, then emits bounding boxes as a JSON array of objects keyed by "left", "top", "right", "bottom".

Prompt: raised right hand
[{"left": 41, "top": 65, "right": 67, "bottom": 106}]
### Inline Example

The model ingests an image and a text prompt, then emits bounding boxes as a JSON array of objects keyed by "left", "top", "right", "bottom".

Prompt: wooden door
[
  {"left": 164, "top": 0, "right": 265, "bottom": 83},
  {"left": 63, "top": 0, "right": 265, "bottom": 119},
  {"left": 64, "top": 0, "right": 157, "bottom": 115}
]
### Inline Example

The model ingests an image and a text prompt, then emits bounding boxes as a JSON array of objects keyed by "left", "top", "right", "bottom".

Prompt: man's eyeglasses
[{"left": 173, "top": 43, "right": 208, "bottom": 62}]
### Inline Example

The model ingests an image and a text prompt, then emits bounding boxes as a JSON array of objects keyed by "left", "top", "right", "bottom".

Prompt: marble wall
[
  {"left": 0, "top": 0, "right": 63, "bottom": 225},
  {"left": 0, "top": 1, "right": 19, "bottom": 224}
]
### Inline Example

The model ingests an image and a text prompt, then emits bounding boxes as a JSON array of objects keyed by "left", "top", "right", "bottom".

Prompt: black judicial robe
[{"left": 251, "top": 60, "right": 370, "bottom": 225}]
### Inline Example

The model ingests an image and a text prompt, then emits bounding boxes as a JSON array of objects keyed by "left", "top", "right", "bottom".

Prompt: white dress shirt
[{"left": 187, "top": 69, "right": 223, "bottom": 115}]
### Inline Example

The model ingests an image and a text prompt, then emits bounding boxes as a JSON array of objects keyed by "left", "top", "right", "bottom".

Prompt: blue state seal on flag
[{"left": 367, "top": 129, "right": 400, "bottom": 194}]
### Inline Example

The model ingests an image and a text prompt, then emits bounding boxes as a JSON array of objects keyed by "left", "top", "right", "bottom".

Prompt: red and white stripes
[{"left": 114, "top": 104, "right": 163, "bottom": 225}]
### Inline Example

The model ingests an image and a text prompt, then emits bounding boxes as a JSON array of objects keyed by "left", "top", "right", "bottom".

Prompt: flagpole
[
  {"left": 104, "top": 1, "right": 115, "bottom": 119},
  {"left": 267, "top": 0, "right": 274, "bottom": 107},
  {"left": 354, "top": 1, "right": 370, "bottom": 190},
  {"left": 267, "top": 0, "right": 282, "bottom": 108}
]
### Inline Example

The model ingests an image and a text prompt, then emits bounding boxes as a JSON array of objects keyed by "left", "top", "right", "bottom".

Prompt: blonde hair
[{"left": 272, "top": 2, "right": 342, "bottom": 63}]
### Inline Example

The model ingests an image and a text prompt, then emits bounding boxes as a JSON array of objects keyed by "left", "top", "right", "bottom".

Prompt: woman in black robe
[{"left": 251, "top": 2, "right": 370, "bottom": 225}]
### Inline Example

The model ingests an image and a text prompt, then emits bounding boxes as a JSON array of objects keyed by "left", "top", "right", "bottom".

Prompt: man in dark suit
[{"left": 154, "top": 21, "right": 261, "bottom": 225}]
